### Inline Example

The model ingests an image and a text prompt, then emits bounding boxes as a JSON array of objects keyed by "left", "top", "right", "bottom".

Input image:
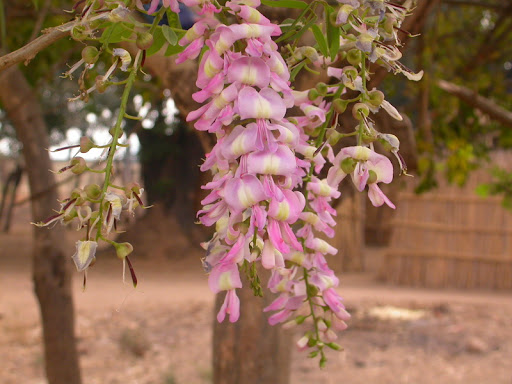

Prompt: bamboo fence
[{"left": 380, "top": 152, "right": 512, "bottom": 289}]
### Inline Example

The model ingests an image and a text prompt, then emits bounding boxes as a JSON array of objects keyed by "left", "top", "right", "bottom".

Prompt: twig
[
  {"left": 27, "top": 0, "right": 53, "bottom": 43},
  {"left": 437, "top": 79, "right": 512, "bottom": 128},
  {"left": 0, "top": 21, "right": 74, "bottom": 73}
]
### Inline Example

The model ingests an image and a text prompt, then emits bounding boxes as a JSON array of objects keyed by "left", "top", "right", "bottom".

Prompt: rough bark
[
  {"left": 0, "top": 66, "right": 82, "bottom": 384},
  {"left": 212, "top": 270, "right": 292, "bottom": 384}
]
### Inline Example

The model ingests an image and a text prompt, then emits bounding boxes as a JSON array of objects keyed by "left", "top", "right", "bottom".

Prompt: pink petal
[
  {"left": 247, "top": 146, "right": 297, "bottom": 176},
  {"left": 368, "top": 184, "right": 395, "bottom": 209},
  {"left": 227, "top": 57, "right": 271, "bottom": 88},
  {"left": 237, "top": 87, "right": 286, "bottom": 120},
  {"left": 223, "top": 174, "right": 267, "bottom": 212}
]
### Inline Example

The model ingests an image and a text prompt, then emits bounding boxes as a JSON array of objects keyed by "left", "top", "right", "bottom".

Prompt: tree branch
[
  {"left": 0, "top": 21, "right": 73, "bottom": 73},
  {"left": 437, "top": 79, "right": 512, "bottom": 128}
]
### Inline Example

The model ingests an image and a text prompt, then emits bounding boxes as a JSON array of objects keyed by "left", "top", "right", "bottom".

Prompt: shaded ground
[{"left": 1, "top": 208, "right": 512, "bottom": 384}]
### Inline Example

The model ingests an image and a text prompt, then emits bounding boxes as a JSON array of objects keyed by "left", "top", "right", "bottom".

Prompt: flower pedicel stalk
[{"left": 35, "top": 0, "right": 422, "bottom": 365}]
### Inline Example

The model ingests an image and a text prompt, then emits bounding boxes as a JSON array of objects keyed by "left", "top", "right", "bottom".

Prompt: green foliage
[{"left": 395, "top": 2, "right": 512, "bottom": 194}]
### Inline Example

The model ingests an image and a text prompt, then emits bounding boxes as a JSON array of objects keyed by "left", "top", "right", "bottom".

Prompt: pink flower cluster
[{"left": 175, "top": 0, "right": 353, "bottom": 333}]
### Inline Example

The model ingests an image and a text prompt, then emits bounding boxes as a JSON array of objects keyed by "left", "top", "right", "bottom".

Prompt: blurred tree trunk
[
  {"left": 212, "top": 271, "right": 292, "bottom": 384},
  {"left": 0, "top": 66, "right": 82, "bottom": 384}
]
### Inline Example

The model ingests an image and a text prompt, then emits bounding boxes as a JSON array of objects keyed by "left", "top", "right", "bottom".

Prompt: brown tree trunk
[
  {"left": 0, "top": 66, "right": 82, "bottom": 384},
  {"left": 212, "top": 271, "right": 292, "bottom": 384}
]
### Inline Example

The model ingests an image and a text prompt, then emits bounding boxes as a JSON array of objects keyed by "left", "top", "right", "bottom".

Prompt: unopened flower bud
[
  {"left": 367, "top": 90, "right": 385, "bottom": 107},
  {"left": 136, "top": 32, "right": 154, "bottom": 50},
  {"left": 346, "top": 49, "right": 361, "bottom": 66},
  {"left": 315, "top": 82, "right": 328, "bottom": 95},
  {"left": 114, "top": 242, "right": 134, "bottom": 259},
  {"left": 308, "top": 89, "right": 319, "bottom": 101},
  {"left": 70, "top": 157, "right": 87, "bottom": 175},
  {"left": 85, "top": 183, "right": 102, "bottom": 200},
  {"left": 81, "top": 46, "right": 99, "bottom": 65},
  {"left": 352, "top": 103, "right": 370, "bottom": 120},
  {"left": 80, "top": 136, "right": 95, "bottom": 153},
  {"left": 333, "top": 98, "right": 349, "bottom": 114}
]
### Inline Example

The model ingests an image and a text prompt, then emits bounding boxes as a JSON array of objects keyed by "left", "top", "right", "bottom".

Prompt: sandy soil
[{"left": 1, "top": 210, "right": 512, "bottom": 384}]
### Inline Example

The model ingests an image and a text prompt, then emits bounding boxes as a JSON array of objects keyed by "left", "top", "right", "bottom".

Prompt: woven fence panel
[{"left": 380, "top": 152, "right": 512, "bottom": 289}]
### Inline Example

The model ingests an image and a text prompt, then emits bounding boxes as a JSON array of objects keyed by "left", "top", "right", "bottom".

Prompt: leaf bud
[
  {"left": 333, "top": 98, "right": 348, "bottom": 114},
  {"left": 80, "top": 136, "right": 95, "bottom": 153},
  {"left": 352, "top": 102, "right": 370, "bottom": 120},
  {"left": 70, "top": 157, "right": 87, "bottom": 175},
  {"left": 84, "top": 183, "right": 102, "bottom": 200},
  {"left": 136, "top": 32, "right": 154, "bottom": 51},
  {"left": 114, "top": 242, "right": 134, "bottom": 259},
  {"left": 315, "top": 82, "right": 328, "bottom": 95},
  {"left": 346, "top": 49, "right": 362, "bottom": 66},
  {"left": 81, "top": 46, "right": 99, "bottom": 65}
]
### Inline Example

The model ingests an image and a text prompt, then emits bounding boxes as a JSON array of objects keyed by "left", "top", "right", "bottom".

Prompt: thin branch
[
  {"left": 437, "top": 79, "right": 512, "bottom": 128},
  {"left": 0, "top": 21, "right": 74, "bottom": 73},
  {"left": 28, "top": 0, "right": 53, "bottom": 43}
]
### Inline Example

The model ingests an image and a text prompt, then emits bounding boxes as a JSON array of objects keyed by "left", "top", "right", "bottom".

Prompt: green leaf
[
  {"left": 261, "top": 0, "right": 307, "bottom": 9},
  {"left": 325, "top": 6, "right": 340, "bottom": 61},
  {"left": 290, "top": 61, "right": 306, "bottom": 81},
  {"left": 161, "top": 25, "right": 178, "bottom": 46},
  {"left": 164, "top": 41, "right": 184, "bottom": 56},
  {"left": 100, "top": 23, "right": 133, "bottom": 44},
  {"left": 146, "top": 26, "right": 166, "bottom": 56},
  {"left": 166, "top": 9, "right": 182, "bottom": 29},
  {"left": 311, "top": 24, "right": 328, "bottom": 57}
]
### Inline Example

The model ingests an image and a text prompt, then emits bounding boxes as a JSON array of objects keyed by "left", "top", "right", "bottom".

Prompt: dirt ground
[{"left": 1, "top": 207, "right": 512, "bottom": 384}]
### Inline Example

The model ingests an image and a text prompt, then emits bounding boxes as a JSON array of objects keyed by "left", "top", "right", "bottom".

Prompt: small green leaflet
[
  {"left": 162, "top": 25, "right": 178, "bottom": 46},
  {"left": 311, "top": 24, "right": 328, "bottom": 57},
  {"left": 100, "top": 23, "right": 133, "bottom": 44},
  {"left": 325, "top": 5, "right": 340, "bottom": 61},
  {"left": 146, "top": 27, "right": 166, "bottom": 56},
  {"left": 261, "top": 0, "right": 307, "bottom": 10},
  {"left": 166, "top": 9, "right": 182, "bottom": 30}
]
